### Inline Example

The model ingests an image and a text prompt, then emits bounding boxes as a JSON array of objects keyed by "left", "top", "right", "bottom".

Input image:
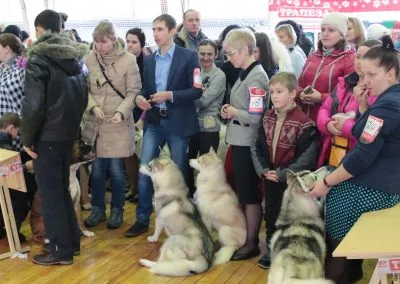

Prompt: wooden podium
[{"left": 0, "top": 149, "right": 30, "bottom": 260}]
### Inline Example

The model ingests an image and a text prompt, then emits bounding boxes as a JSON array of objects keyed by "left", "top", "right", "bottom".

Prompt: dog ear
[
  {"left": 209, "top": 147, "right": 216, "bottom": 155},
  {"left": 286, "top": 169, "right": 296, "bottom": 184}
]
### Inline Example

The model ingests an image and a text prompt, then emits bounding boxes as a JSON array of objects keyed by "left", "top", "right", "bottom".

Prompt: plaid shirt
[{"left": 0, "top": 56, "right": 26, "bottom": 151}]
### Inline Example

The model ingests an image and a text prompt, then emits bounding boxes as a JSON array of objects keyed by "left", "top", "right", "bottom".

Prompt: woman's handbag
[{"left": 328, "top": 136, "right": 349, "bottom": 168}]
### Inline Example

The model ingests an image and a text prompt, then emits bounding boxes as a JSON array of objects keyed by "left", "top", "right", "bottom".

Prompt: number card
[
  {"left": 248, "top": 87, "right": 267, "bottom": 114},
  {"left": 360, "top": 115, "right": 384, "bottom": 144}
]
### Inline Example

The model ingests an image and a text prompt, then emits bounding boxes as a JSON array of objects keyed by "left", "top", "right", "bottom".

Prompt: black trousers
[
  {"left": 264, "top": 179, "right": 286, "bottom": 245},
  {"left": 187, "top": 131, "right": 220, "bottom": 197},
  {"left": 33, "top": 141, "right": 80, "bottom": 259}
]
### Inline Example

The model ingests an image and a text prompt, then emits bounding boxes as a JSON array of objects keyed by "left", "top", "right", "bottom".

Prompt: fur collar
[{"left": 29, "top": 32, "right": 88, "bottom": 60}]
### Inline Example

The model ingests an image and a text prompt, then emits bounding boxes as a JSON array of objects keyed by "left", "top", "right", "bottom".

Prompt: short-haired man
[
  {"left": 21, "top": 9, "right": 88, "bottom": 265},
  {"left": 125, "top": 14, "right": 202, "bottom": 237},
  {"left": 174, "top": 9, "right": 207, "bottom": 52}
]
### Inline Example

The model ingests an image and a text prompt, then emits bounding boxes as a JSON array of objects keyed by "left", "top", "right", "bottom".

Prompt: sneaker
[
  {"left": 42, "top": 243, "right": 80, "bottom": 256},
  {"left": 84, "top": 206, "right": 106, "bottom": 228},
  {"left": 124, "top": 221, "right": 148, "bottom": 237},
  {"left": 257, "top": 251, "right": 271, "bottom": 269},
  {"left": 32, "top": 253, "right": 73, "bottom": 266},
  {"left": 107, "top": 207, "right": 124, "bottom": 229}
]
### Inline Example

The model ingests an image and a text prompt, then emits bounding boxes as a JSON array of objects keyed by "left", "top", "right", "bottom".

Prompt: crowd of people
[{"left": 1, "top": 8, "right": 400, "bottom": 284}]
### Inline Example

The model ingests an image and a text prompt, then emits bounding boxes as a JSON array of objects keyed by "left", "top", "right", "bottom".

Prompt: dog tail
[
  {"left": 150, "top": 257, "right": 209, "bottom": 276},
  {"left": 212, "top": 246, "right": 237, "bottom": 265},
  {"left": 268, "top": 267, "right": 333, "bottom": 284}
]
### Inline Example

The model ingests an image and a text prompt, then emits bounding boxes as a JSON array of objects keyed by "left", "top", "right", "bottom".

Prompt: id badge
[
  {"left": 193, "top": 68, "right": 202, "bottom": 89},
  {"left": 248, "top": 87, "right": 267, "bottom": 114},
  {"left": 360, "top": 115, "right": 384, "bottom": 144}
]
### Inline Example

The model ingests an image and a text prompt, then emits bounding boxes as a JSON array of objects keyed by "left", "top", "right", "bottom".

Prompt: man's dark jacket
[{"left": 21, "top": 33, "right": 88, "bottom": 146}]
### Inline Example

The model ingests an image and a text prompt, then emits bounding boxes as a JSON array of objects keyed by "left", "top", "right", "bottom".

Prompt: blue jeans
[
  {"left": 91, "top": 158, "right": 126, "bottom": 211},
  {"left": 136, "top": 121, "right": 189, "bottom": 225}
]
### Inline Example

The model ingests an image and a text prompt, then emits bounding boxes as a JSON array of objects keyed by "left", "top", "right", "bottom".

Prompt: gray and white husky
[
  {"left": 268, "top": 167, "right": 334, "bottom": 284},
  {"left": 139, "top": 156, "right": 214, "bottom": 277}
]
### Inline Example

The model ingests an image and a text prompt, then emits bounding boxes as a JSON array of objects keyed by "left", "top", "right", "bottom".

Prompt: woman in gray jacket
[
  {"left": 188, "top": 39, "right": 226, "bottom": 196},
  {"left": 221, "top": 28, "right": 269, "bottom": 261}
]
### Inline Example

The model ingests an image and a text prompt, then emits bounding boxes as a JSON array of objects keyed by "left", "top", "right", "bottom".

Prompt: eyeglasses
[{"left": 225, "top": 50, "right": 238, "bottom": 57}]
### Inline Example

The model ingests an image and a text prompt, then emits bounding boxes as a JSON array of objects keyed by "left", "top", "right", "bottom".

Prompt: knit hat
[
  {"left": 366, "top": 24, "right": 390, "bottom": 40},
  {"left": 321, "top": 13, "right": 348, "bottom": 36},
  {"left": 3, "top": 25, "right": 22, "bottom": 39}
]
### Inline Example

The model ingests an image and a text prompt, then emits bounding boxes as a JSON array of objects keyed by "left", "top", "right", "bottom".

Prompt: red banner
[{"left": 269, "top": 0, "right": 400, "bottom": 17}]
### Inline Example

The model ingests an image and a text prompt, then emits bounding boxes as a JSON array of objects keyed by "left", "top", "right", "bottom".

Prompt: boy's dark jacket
[
  {"left": 251, "top": 105, "right": 318, "bottom": 183},
  {"left": 21, "top": 33, "right": 88, "bottom": 146}
]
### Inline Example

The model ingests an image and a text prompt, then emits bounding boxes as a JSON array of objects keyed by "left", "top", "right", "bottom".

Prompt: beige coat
[{"left": 82, "top": 43, "right": 142, "bottom": 158}]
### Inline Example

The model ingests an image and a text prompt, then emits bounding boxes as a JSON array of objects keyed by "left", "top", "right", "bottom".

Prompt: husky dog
[
  {"left": 189, "top": 148, "right": 246, "bottom": 265},
  {"left": 70, "top": 139, "right": 95, "bottom": 237},
  {"left": 139, "top": 156, "right": 214, "bottom": 276},
  {"left": 268, "top": 168, "right": 333, "bottom": 284}
]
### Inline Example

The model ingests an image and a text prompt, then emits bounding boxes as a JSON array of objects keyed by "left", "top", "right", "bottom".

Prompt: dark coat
[{"left": 21, "top": 33, "right": 88, "bottom": 146}]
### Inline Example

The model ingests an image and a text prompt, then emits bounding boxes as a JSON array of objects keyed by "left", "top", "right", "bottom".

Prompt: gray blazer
[
  {"left": 195, "top": 66, "right": 226, "bottom": 132},
  {"left": 226, "top": 63, "right": 269, "bottom": 146}
]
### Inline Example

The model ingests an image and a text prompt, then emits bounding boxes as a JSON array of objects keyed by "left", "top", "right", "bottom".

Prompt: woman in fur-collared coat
[{"left": 82, "top": 21, "right": 141, "bottom": 230}]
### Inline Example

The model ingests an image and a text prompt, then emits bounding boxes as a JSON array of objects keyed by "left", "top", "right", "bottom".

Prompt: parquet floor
[{"left": 0, "top": 197, "right": 375, "bottom": 283}]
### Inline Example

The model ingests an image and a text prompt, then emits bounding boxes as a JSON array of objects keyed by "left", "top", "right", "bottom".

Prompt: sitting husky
[
  {"left": 139, "top": 156, "right": 214, "bottom": 276},
  {"left": 70, "top": 139, "right": 95, "bottom": 238},
  {"left": 268, "top": 168, "right": 333, "bottom": 284},
  {"left": 189, "top": 148, "right": 246, "bottom": 265}
]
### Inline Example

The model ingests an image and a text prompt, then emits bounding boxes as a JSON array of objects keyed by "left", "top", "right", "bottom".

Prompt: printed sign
[
  {"left": 248, "top": 87, "right": 267, "bottom": 114},
  {"left": 360, "top": 115, "right": 384, "bottom": 144},
  {"left": 377, "top": 257, "right": 400, "bottom": 274}
]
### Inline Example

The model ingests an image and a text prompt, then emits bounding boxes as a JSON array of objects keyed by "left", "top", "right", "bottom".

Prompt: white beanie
[
  {"left": 321, "top": 13, "right": 348, "bottom": 36},
  {"left": 367, "top": 24, "right": 390, "bottom": 40}
]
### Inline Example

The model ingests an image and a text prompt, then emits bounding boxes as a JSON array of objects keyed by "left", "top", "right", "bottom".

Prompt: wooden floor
[{"left": 0, "top": 197, "right": 376, "bottom": 283}]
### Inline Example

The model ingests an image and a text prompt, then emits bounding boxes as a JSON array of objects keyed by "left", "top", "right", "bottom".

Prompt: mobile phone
[{"left": 303, "top": 86, "right": 313, "bottom": 95}]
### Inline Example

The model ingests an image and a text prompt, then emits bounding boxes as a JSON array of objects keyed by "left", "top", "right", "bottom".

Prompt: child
[
  {"left": 251, "top": 72, "right": 318, "bottom": 268},
  {"left": 0, "top": 113, "right": 29, "bottom": 242}
]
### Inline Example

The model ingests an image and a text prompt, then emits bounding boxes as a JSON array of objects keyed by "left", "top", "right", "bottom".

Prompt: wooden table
[
  {"left": 333, "top": 203, "right": 400, "bottom": 284},
  {"left": 0, "top": 149, "right": 29, "bottom": 260}
]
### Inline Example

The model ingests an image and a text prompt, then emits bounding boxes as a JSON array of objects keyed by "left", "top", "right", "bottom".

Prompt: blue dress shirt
[{"left": 155, "top": 44, "right": 176, "bottom": 109}]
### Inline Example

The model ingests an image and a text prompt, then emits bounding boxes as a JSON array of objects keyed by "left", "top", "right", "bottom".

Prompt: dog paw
[
  {"left": 139, "top": 259, "right": 153, "bottom": 268},
  {"left": 82, "top": 230, "right": 95, "bottom": 237},
  {"left": 147, "top": 235, "right": 158, "bottom": 243}
]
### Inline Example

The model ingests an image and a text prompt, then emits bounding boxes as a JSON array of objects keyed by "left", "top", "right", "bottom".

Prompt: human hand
[
  {"left": 353, "top": 85, "right": 369, "bottom": 113},
  {"left": 309, "top": 179, "right": 330, "bottom": 198},
  {"left": 135, "top": 95, "right": 152, "bottom": 111},
  {"left": 23, "top": 145, "right": 38, "bottom": 160},
  {"left": 221, "top": 104, "right": 230, "bottom": 119},
  {"left": 333, "top": 116, "right": 346, "bottom": 131},
  {"left": 108, "top": 112, "right": 122, "bottom": 124},
  {"left": 327, "top": 120, "right": 343, "bottom": 136},
  {"left": 93, "top": 106, "right": 105, "bottom": 120},
  {"left": 150, "top": 91, "right": 172, "bottom": 104},
  {"left": 264, "top": 170, "right": 280, "bottom": 183},
  {"left": 301, "top": 88, "right": 322, "bottom": 104}
]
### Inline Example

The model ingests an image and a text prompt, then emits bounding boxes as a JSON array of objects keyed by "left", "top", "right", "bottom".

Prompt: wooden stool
[{"left": 0, "top": 149, "right": 30, "bottom": 260}]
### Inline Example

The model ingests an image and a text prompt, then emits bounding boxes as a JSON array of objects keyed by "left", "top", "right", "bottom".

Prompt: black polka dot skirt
[{"left": 326, "top": 181, "right": 400, "bottom": 241}]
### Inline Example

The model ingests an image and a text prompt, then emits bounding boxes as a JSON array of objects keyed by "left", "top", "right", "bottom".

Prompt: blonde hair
[
  {"left": 275, "top": 24, "right": 297, "bottom": 45},
  {"left": 223, "top": 28, "right": 256, "bottom": 54},
  {"left": 269, "top": 72, "right": 297, "bottom": 91},
  {"left": 92, "top": 20, "right": 117, "bottom": 42},
  {"left": 348, "top": 17, "right": 366, "bottom": 47}
]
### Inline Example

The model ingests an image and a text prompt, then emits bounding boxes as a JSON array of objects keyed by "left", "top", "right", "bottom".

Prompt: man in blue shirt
[{"left": 125, "top": 14, "right": 202, "bottom": 237}]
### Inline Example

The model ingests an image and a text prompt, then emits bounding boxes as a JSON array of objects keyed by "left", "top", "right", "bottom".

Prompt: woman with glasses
[
  {"left": 220, "top": 28, "right": 269, "bottom": 261},
  {"left": 187, "top": 39, "right": 226, "bottom": 197}
]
